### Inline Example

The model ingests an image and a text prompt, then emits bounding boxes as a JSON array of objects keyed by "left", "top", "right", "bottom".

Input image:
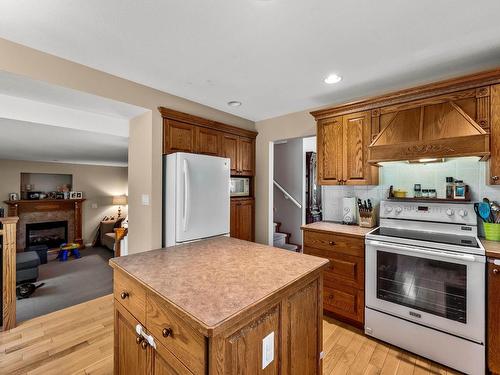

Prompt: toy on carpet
[{"left": 57, "top": 243, "right": 81, "bottom": 261}]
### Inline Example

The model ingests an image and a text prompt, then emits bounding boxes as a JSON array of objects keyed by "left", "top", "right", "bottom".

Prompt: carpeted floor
[{"left": 16, "top": 246, "right": 114, "bottom": 322}]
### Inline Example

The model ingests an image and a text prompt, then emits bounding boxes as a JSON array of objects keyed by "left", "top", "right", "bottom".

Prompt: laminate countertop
[
  {"left": 301, "top": 221, "right": 374, "bottom": 238},
  {"left": 482, "top": 239, "right": 500, "bottom": 258},
  {"left": 109, "top": 236, "right": 328, "bottom": 335}
]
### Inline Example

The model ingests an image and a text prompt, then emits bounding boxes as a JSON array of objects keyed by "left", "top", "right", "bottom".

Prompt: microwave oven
[{"left": 230, "top": 177, "right": 250, "bottom": 197}]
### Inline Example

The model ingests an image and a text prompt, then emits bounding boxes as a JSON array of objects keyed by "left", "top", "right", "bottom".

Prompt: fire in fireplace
[{"left": 26, "top": 221, "right": 68, "bottom": 249}]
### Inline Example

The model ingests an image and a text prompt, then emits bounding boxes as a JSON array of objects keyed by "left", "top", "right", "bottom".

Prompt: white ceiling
[
  {"left": 0, "top": 118, "right": 129, "bottom": 166},
  {"left": 0, "top": 71, "right": 148, "bottom": 165},
  {"left": 1, "top": 1, "right": 500, "bottom": 121}
]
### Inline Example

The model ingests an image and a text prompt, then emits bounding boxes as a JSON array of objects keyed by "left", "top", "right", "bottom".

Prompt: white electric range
[{"left": 365, "top": 200, "right": 485, "bottom": 375}]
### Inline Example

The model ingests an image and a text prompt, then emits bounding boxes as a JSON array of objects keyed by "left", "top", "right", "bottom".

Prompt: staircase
[{"left": 273, "top": 222, "right": 301, "bottom": 252}]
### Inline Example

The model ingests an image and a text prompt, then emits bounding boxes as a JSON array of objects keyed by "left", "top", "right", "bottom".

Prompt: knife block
[{"left": 358, "top": 210, "right": 376, "bottom": 228}]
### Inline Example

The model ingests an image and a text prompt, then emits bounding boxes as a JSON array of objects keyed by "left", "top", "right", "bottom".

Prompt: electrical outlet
[
  {"left": 91, "top": 203, "right": 98, "bottom": 209},
  {"left": 141, "top": 194, "right": 150, "bottom": 206},
  {"left": 262, "top": 331, "right": 274, "bottom": 369}
]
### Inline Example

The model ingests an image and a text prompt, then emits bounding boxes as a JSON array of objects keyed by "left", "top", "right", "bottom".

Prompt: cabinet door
[
  {"left": 222, "top": 134, "right": 239, "bottom": 175},
  {"left": 114, "top": 303, "right": 149, "bottom": 375},
  {"left": 230, "top": 198, "right": 254, "bottom": 241},
  {"left": 488, "top": 260, "right": 500, "bottom": 373},
  {"left": 224, "top": 306, "right": 280, "bottom": 374},
  {"left": 237, "top": 199, "right": 254, "bottom": 242},
  {"left": 152, "top": 341, "right": 193, "bottom": 375},
  {"left": 342, "top": 111, "right": 374, "bottom": 185},
  {"left": 230, "top": 199, "right": 238, "bottom": 238},
  {"left": 284, "top": 280, "right": 321, "bottom": 375},
  {"left": 490, "top": 85, "right": 500, "bottom": 185},
  {"left": 238, "top": 137, "right": 255, "bottom": 176},
  {"left": 164, "top": 120, "right": 196, "bottom": 154},
  {"left": 196, "top": 127, "right": 221, "bottom": 156},
  {"left": 317, "top": 117, "right": 343, "bottom": 185}
]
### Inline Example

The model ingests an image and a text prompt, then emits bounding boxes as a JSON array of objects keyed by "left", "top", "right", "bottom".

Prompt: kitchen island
[{"left": 109, "top": 236, "right": 329, "bottom": 375}]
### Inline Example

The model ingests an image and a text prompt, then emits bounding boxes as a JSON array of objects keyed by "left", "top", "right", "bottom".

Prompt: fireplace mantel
[{"left": 4, "top": 199, "right": 85, "bottom": 250}]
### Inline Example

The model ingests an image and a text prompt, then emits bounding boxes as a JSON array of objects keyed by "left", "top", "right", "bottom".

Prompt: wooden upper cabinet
[
  {"left": 196, "top": 127, "right": 221, "bottom": 156},
  {"left": 317, "top": 116, "right": 343, "bottom": 184},
  {"left": 163, "top": 119, "right": 196, "bottom": 154},
  {"left": 222, "top": 134, "right": 239, "bottom": 174},
  {"left": 238, "top": 137, "right": 255, "bottom": 176},
  {"left": 222, "top": 135, "right": 255, "bottom": 176},
  {"left": 343, "top": 112, "right": 373, "bottom": 185},
  {"left": 160, "top": 107, "right": 257, "bottom": 177},
  {"left": 317, "top": 112, "right": 376, "bottom": 185}
]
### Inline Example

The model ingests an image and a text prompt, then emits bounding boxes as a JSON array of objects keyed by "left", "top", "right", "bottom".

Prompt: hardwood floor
[{"left": 0, "top": 295, "right": 459, "bottom": 374}]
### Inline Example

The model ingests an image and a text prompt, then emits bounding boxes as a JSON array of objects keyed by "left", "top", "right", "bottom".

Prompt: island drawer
[
  {"left": 304, "top": 247, "right": 364, "bottom": 289},
  {"left": 114, "top": 270, "right": 147, "bottom": 324},
  {"left": 323, "top": 281, "right": 364, "bottom": 324},
  {"left": 147, "top": 292, "right": 206, "bottom": 375},
  {"left": 303, "top": 230, "right": 364, "bottom": 257}
]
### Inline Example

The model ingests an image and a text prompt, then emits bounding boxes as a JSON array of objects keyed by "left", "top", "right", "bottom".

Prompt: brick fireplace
[{"left": 4, "top": 199, "right": 85, "bottom": 251}]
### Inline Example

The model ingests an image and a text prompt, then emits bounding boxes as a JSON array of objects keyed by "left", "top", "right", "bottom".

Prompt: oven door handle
[{"left": 367, "top": 240, "right": 481, "bottom": 262}]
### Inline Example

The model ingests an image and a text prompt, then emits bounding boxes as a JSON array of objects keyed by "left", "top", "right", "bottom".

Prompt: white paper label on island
[{"left": 262, "top": 331, "right": 274, "bottom": 369}]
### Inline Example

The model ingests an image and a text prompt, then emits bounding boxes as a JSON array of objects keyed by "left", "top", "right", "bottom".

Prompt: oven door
[{"left": 365, "top": 239, "right": 485, "bottom": 344}]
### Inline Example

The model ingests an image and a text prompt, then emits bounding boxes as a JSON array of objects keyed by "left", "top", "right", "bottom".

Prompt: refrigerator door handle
[{"left": 183, "top": 159, "right": 190, "bottom": 231}]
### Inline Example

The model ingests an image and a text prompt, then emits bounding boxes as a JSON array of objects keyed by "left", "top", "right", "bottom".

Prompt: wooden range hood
[{"left": 368, "top": 93, "right": 490, "bottom": 163}]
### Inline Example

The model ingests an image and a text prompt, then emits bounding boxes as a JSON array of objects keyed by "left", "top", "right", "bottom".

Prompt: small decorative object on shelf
[
  {"left": 8, "top": 193, "right": 18, "bottom": 201},
  {"left": 69, "top": 191, "right": 83, "bottom": 199}
]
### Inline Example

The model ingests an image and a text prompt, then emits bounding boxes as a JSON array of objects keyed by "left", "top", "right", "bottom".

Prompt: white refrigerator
[{"left": 163, "top": 152, "right": 230, "bottom": 247}]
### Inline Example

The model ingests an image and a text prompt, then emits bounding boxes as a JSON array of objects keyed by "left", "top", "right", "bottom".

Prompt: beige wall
[
  {"left": 0, "top": 159, "right": 128, "bottom": 244},
  {"left": 255, "top": 110, "right": 316, "bottom": 245},
  {"left": 0, "top": 38, "right": 255, "bottom": 254}
]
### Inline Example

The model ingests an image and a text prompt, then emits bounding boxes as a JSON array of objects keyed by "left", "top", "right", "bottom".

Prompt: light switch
[
  {"left": 141, "top": 194, "right": 150, "bottom": 206},
  {"left": 91, "top": 203, "right": 98, "bottom": 209},
  {"left": 262, "top": 331, "right": 274, "bottom": 369}
]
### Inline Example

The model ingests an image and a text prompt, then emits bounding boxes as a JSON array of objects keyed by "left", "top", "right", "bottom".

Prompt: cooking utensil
[
  {"left": 474, "top": 203, "right": 484, "bottom": 222},
  {"left": 479, "top": 202, "right": 492, "bottom": 223}
]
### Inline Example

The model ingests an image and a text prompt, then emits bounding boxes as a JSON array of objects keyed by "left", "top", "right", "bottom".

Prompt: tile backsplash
[{"left": 322, "top": 157, "right": 500, "bottom": 222}]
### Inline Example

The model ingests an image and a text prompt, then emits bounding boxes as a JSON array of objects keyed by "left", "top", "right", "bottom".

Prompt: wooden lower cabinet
[
  {"left": 113, "top": 269, "right": 325, "bottom": 375},
  {"left": 488, "top": 259, "right": 500, "bottom": 374},
  {"left": 303, "top": 228, "right": 365, "bottom": 327},
  {"left": 114, "top": 303, "right": 149, "bottom": 375},
  {"left": 230, "top": 198, "right": 254, "bottom": 241}
]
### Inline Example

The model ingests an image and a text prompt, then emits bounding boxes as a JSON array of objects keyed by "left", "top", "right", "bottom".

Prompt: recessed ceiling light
[
  {"left": 324, "top": 74, "right": 342, "bottom": 84},
  {"left": 227, "top": 101, "right": 242, "bottom": 107}
]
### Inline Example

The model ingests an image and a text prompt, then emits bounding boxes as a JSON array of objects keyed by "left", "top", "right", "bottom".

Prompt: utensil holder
[
  {"left": 359, "top": 210, "right": 376, "bottom": 228},
  {"left": 484, "top": 223, "right": 500, "bottom": 241}
]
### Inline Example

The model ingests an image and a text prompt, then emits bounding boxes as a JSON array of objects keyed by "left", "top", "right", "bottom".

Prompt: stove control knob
[
  {"left": 395, "top": 207, "right": 402, "bottom": 214},
  {"left": 446, "top": 209, "right": 454, "bottom": 216},
  {"left": 458, "top": 209, "right": 467, "bottom": 217},
  {"left": 386, "top": 206, "right": 393, "bottom": 213}
]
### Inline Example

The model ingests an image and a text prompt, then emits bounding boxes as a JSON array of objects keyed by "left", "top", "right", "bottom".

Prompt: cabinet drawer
[
  {"left": 323, "top": 282, "right": 364, "bottom": 324},
  {"left": 114, "top": 270, "right": 147, "bottom": 324},
  {"left": 147, "top": 292, "right": 206, "bottom": 375},
  {"left": 304, "top": 246, "right": 364, "bottom": 289},
  {"left": 303, "top": 230, "right": 364, "bottom": 257}
]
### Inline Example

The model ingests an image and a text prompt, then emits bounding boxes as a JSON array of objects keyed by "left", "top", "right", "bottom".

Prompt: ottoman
[{"left": 16, "top": 251, "right": 41, "bottom": 284}]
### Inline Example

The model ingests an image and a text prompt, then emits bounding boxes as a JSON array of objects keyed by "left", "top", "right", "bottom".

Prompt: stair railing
[{"left": 273, "top": 180, "right": 302, "bottom": 209}]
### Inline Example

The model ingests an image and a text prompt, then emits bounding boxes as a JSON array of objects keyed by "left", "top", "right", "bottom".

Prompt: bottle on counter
[
  {"left": 422, "top": 189, "right": 429, "bottom": 198},
  {"left": 446, "top": 177, "right": 454, "bottom": 199}
]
